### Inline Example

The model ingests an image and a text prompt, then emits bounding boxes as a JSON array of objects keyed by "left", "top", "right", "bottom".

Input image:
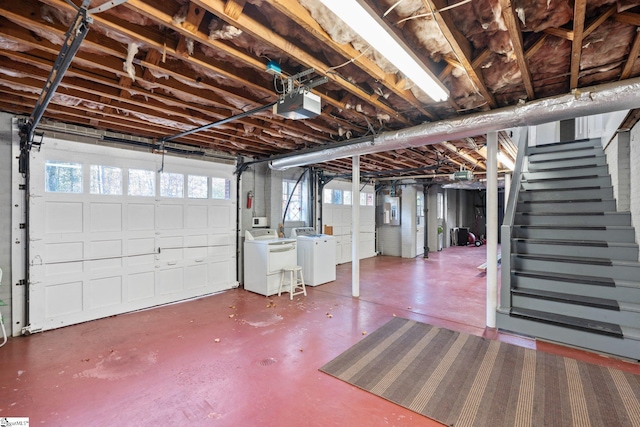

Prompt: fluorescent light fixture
[
  {"left": 497, "top": 151, "right": 515, "bottom": 171},
  {"left": 317, "top": 0, "right": 449, "bottom": 102}
]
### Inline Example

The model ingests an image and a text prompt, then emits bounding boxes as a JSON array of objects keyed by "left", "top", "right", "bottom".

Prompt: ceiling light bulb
[{"left": 317, "top": 0, "right": 449, "bottom": 102}]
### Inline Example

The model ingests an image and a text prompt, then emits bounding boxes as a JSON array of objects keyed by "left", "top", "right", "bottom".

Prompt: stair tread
[
  {"left": 512, "top": 238, "right": 637, "bottom": 248},
  {"left": 520, "top": 186, "right": 609, "bottom": 193},
  {"left": 519, "top": 198, "right": 610, "bottom": 204},
  {"left": 527, "top": 138, "right": 596, "bottom": 148},
  {"left": 516, "top": 253, "right": 640, "bottom": 267},
  {"left": 529, "top": 154, "right": 601, "bottom": 164},
  {"left": 513, "top": 225, "right": 633, "bottom": 230},
  {"left": 518, "top": 211, "right": 623, "bottom": 216},
  {"left": 522, "top": 175, "right": 602, "bottom": 183},
  {"left": 510, "top": 307, "right": 623, "bottom": 337},
  {"left": 512, "top": 288, "right": 619, "bottom": 310},
  {"left": 513, "top": 270, "right": 615, "bottom": 287}
]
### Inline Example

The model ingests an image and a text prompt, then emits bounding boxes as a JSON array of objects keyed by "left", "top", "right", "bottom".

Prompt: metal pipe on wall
[{"left": 270, "top": 77, "right": 640, "bottom": 171}]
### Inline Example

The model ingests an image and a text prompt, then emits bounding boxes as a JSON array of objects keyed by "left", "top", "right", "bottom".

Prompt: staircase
[{"left": 496, "top": 138, "right": 640, "bottom": 360}]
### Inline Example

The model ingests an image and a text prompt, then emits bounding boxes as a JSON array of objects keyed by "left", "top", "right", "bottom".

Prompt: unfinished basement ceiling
[{"left": 1, "top": 0, "right": 639, "bottom": 177}]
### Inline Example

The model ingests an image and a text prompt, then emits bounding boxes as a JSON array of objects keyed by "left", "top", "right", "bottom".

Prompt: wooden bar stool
[{"left": 279, "top": 266, "right": 307, "bottom": 300}]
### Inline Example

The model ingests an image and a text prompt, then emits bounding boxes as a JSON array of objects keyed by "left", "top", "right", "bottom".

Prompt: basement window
[
  {"left": 283, "top": 180, "right": 303, "bottom": 221},
  {"left": 332, "top": 189, "right": 343, "bottom": 205},
  {"left": 45, "top": 161, "right": 83, "bottom": 193},
  {"left": 160, "top": 172, "right": 184, "bottom": 198},
  {"left": 343, "top": 191, "right": 352, "bottom": 205},
  {"left": 188, "top": 175, "right": 208, "bottom": 199},
  {"left": 90, "top": 165, "right": 122, "bottom": 195},
  {"left": 128, "top": 169, "right": 155, "bottom": 197},
  {"left": 211, "top": 177, "right": 231, "bottom": 200}
]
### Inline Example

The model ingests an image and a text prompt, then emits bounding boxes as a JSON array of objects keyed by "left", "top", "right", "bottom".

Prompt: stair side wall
[
  {"left": 605, "top": 131, "right": 631, "bottom": 213},
  {"left": 631, "top": 127, "right": 640, "bottom": 257}
]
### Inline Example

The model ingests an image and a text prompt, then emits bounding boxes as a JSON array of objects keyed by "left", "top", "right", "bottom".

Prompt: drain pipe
[{"left": 270, "top": 77, "right": 640, "bottom": 170}]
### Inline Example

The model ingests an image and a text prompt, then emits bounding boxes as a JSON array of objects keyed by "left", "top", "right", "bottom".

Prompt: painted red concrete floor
[{"left": 1, "top": 246, "right": 638, "bottom": 426}]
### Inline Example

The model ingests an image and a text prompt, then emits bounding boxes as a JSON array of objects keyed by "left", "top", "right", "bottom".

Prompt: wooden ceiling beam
[
  {"left": 615, "top": 11, "right": 640, "bottom": 27},
  {"left": 543, "top": 27, "right": 573, "bottom": 41},
  {"left": 570, "top": 0, "right": 587, "bottom": 89},
  {"left": 175, "top": 2, "right": 207, "bottom": 57},
  {"left": 545, "top": 7, "right": 615, "bottom": 42},
  {"left": 425, "top": 0, "right": 497, "bottom": 108},
  {"left": 499, "top": 0, "right": 535, "bottom": 100},
  {"left": 584, "top": 5, "right": 617, "bottom": 38},
  {"left": 437, "top": 141, "right": 486, "bottom": 170},
  {"left": 621, "top": 29, "right": 640, "bottom": 80},
  {"left": 525, "top": 34, "right": 549, "bottom": 60}
]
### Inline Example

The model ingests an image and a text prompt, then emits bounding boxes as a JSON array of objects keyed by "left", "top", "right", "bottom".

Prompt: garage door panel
[
  {"left": 90, "top": 276, "right": 122, "bottom": 309},
  {"left": 209, "top": 205, "right": 230, "bottom": 230},
  {"left": 89, "top": 258, "right": 122, "bottom": 271},
  {"left": 45, "top": 261, "right": 84, "bottom": 276},
  {"left": 159, "top": 267, "right": 183, "bottom": 295},
  {"left": 127, "top": 237, "right": 155, "bottom": 256},
  {"left": 186, "top": 205, "right": 208, "bottom": 229},
  {"left": 45, "top": 281, "right": 83, "bottom": 317},
  {"left": 128, "top": 203, "right": 155, "bottom": 230},
  {"left": 90, "top": 203, "right": 122, "bottom": 232},
  {"left": 46, "top": 241, "right": 83, "bottom": 263},
  {"left": 185, "top": 264, "right": 207, "bottom": 289},
  {"left": 158, "top": 204, "right": 184, "bottom": 230},
  {"left": 127, "top": 271, "right": 156, "bottom": 301},
  {"left": 210, "top": 234, "right": 231, "bottom": 245},
  {"left": 46, "top": 201, "right": 83, "bottom": 233},
  {"left": 210, "top": 245, "right": 231, "bottom": 260},
  {"left": 209, "top": 260, "right": 232, "bottom": 286}
]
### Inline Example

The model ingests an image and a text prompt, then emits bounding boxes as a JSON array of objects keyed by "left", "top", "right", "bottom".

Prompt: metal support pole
[
  {"left": 486, "top": 132, "right": 498, "bottom": 328},
  {"left": 352, "top": 155, "right": 360, "bottom": 297}
]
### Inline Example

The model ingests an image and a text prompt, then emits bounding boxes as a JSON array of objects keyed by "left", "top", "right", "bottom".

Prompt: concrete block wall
[
  {"left": 0, "top": 113, "right": 12, "bottom": 327},
  {"left": 605, "top": 132, "right": 631, "bottom": 211}
]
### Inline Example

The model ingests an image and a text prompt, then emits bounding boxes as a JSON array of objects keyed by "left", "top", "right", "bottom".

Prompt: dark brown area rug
[{"left": 320, "top": 317, "right": 640, "bottom": 426}]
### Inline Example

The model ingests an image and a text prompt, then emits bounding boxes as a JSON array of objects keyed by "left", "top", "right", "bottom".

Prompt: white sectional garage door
[
  {"left": 27, "top": 138, "right": 237, "bottom": 331},
  {"left": 323, "top": 181, "right": 376, "bottom": 264}
]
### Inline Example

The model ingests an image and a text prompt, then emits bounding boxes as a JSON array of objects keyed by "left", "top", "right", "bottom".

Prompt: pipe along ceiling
[{"left": 270, "top": 77, "right": 640, "bottom": 171}]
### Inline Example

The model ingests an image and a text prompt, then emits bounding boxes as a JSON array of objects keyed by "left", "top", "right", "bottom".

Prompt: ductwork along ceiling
[{"left": 2, "top": 0, "right": 640, "bottom": 178}]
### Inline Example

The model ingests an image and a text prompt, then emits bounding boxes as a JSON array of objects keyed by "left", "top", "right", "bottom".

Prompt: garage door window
[
  {"left": 188, "top": 175, "right": 208, "bottom": 198},
  {"left": 45, "top": 160, "right": 83, "bottom": 193},
  {"left": 160, "top": 172, "right": 184, "bottom": 198},
  {"left": 211, "top": 177, "right": 230, "bottom": 200},
  {"left": 128, "top": 169, "right": 155, "bottom": 197},
  {"left": 90, "top": 165, "right": 122, "bottom": 195}
]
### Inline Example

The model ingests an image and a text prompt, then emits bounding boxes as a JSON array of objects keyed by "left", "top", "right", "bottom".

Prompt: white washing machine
[
  {"left": 291, "top": 227, "right": 336, "bottom": 286},
  {"left": 244, "top": 229, "right": 297, "bottom": 296}
]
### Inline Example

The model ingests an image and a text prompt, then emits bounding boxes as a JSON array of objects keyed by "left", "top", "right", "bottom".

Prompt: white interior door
[{"left": 27, "top": 138, "right": 237, "bottom": 332}]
